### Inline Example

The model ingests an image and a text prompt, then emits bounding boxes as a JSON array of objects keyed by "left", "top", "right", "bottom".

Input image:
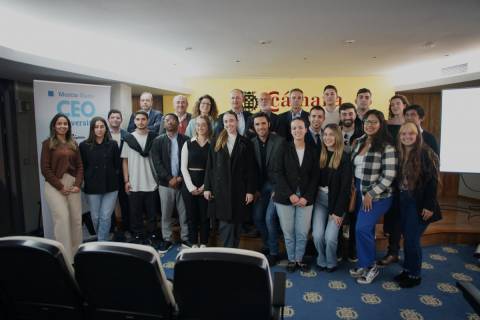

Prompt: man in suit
[
  {"left": 215, "top": 89, "right": 252, "bottom": 137},
  {"left": 251, "top": 112, "right": 285, "bottom": 265},
  {"left": 151, "top": 113, "right": 190, "bottom": 252},
  {"left": 305, "top": 105, "right": 325, "bottom": 151},
  {"left": 108, "top": 109, "right": 131, "bottom": 241},
  {"left": 159, "top": 95, "right": 192, "bottom": 135},
  {"left": 277, "top": 88, "right": 310, "bottom": 141},
  {"left": 127, "top": 92, "right": 163, "bottom": 133},
  {"left": 404, "top": 104, "right": 439, "bottom": 155},
  {"left": 246, "top": 92, "right": 280, "bottom": 137}
]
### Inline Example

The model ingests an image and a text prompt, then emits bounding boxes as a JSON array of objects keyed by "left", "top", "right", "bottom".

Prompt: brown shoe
[{"left": 377, "top": 255, "right": 399, "bottom": 266}]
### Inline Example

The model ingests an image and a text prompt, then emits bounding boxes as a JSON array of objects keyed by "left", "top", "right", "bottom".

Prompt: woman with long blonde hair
[
  {"left": 204, "top": 111, "right": 256, "bottom": 248},
  {"left": 312, "top": 124, "right": 352, "bottom": 272}
]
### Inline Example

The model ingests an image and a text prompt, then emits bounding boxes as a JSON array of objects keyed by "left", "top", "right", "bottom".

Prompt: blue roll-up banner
[{"left": 34, "top": 80, "right": 111, "bottom": 239}]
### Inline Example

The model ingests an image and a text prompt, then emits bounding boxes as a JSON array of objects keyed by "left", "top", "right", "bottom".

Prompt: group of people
[{"left": 40, "top": 85, "right": 441, "bottom": 288}]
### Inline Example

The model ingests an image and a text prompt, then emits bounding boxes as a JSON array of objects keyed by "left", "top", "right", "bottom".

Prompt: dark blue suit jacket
[
  {"left": 127, "top": 109, "right": 163, "bottom": 133},
  {"left": 277, "top": 110, "right": 310, "bottom": 141}
]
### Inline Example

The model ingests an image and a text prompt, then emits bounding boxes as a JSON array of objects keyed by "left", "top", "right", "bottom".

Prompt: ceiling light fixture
[
  {"left": 235, "top": 59, "right": 240, "bottom": 63},
  {"left": 343, "top": 40, "right": 356, "bottom": 46},
  {"left": 185, "top": 46, "right": 193, "bottom": 51},
  {"left": 259, "top": 40, "right": 272, "bottom": 45},
  {"left": 423, "top": 41, "right": 436, "bottom": 49}
]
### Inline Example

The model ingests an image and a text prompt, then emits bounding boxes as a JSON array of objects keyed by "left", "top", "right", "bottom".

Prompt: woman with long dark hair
[
  {"left": 394, "top": 121, "right": 441, "bottom": 288},
  {"left": 185, "top": 94, "right": 219, "bottom": 138},
  {"left": 79, "top": 116, "right": 120, "bottom": 241},
  {"left": 181, "top": 115, "right": 212, "bottom": 247},
  {"left": 349, "top": 109, "right": 397, "bottom": 284},
  {"left": 41, "top": 113, "right": 83, "bottom": 261},
  {"left": 204, "top": 111, "right": 256, "bottom": 248},
  {"left": 273, "top": 118, "right": 319, "bottom": 273},
  {"left": 312, "top": 124, "right": 352, "bottom": 272}
]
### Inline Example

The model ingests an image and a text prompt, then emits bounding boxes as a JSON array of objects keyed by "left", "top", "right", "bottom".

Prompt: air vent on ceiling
[{"left": 441, "top": 63, "right": 468, "bottom": 76}]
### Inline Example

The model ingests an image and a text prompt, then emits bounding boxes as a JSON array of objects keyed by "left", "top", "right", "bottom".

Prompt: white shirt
[
  {"left": 354, "top": 153, "right": 366, "bottom": 179},
  {"left": 120, "top": 131, "right": 157, "bottom": 192},
  {"left": 227, "top": 133, "right": 237, "bottom": 155},
  {"left": 323, "top": 106, "right": 340, "bottom": 128},
  {"left": 296, "top": 147, "right": 305, "bottom": 166}
]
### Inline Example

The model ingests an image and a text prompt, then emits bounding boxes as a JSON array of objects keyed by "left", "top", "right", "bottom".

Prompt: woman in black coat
[
  {"left": 312, "top": 124, "right": 352, "bottom": 272},
  {"left": 273, "top": 118, "right": 319, "bottom": 272},
  {"left": 394, "top": 121, "right": 441, "bottom": 288},
  {"left": 79, "top": 116, "right": 120, "bottom": 241},
  {"left": 204, "top": 111, "right": 256, "bottom": 248}
]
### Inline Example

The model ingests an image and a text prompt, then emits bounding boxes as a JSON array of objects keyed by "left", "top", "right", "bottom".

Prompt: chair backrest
[
  {"left": 174, "top": 247, "right": 273, "bottom": 320},
  {"left": 0, "top": 236, "right": 84, "bottom": 320},
  {"left": 74, "top": 241, "right": 177, "bottom": 320}
]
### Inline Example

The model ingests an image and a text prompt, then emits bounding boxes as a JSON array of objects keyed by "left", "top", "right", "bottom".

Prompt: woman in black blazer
[
  {"left": 79, "top": 116, "right": 120, "bottom": 241},
  {"left": 204, "top": 111, "right": 256, "bottom": 248},
  {"left": 273, "top": 118, "right": 319, "bottom": 272},
  {"left": 394, "top": 121, "right": 441, "bottom": 288},
  {"left": 312, "top": 124, "right": 352, "bottom": 272}
]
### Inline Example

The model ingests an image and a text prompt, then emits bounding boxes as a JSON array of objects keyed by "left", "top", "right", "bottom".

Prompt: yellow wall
[{"left": 163, "top": 76, "right": 395, "bottom": 115}]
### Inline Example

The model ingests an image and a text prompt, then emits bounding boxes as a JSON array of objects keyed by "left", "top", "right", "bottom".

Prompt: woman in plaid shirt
[{"left": 349, "top": 109, "right": 397, "bottom": 284}]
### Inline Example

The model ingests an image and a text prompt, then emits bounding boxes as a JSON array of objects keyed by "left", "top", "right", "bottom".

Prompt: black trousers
[
  {"left": 117, "top": 175, "right": 131, "bottom": 231},
  {"left": 182, "top": 187, "right": 210, "bottom": 245},
  {"left": 218, "top": 221, "right": 242, "bottom": 248},
  {"left": 383, "top": 193, "right": 401, "bottom": 256},
  {"left": 129, "top": 190, "right": 158, "bottom": 237}
]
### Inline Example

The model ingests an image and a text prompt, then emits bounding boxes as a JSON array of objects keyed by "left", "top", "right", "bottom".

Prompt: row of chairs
[{"left": 0, "top": 236, "right": 286, "bottom": 320}]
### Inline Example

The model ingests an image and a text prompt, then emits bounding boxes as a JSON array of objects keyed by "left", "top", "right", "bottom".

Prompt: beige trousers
[{"left": 44, "top": 174, "right": 83, "bottom": 262}]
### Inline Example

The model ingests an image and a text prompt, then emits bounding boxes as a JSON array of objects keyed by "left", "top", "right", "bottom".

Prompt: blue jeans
[
  {"left": 400, "top": 191, "right": 428, "bottom": 277},
  {"left": 275, "top": 202, "right": 313, "bottom": 262},
  {"left": 354, "top": 179, "right": 392, "bottom": 268},
  {"left": 312, "top": 189, "right": 343, "bottom": 268},
  {"left": 253, "top": 182, "right": 280, "bottom": 255},
  {"left": 86, "top": 191, "right": 119, "bottom": 241}
]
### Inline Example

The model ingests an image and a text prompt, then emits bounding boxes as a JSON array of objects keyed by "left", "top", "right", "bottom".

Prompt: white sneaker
[
  {"left": 200, "top": 244, "right": 207, "bottom": 248},
  {"left": 357, "top": 266, "right": 379, "bottom": 284},
  {"left": 192, "top": 244, "right": 199, "bottom": 248},
  {"left": 349, "top": 267, "right": 366, "bottom": 278}
]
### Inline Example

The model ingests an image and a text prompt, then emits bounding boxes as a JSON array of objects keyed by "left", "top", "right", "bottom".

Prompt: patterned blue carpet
[{"left": 159, "top": 244, "right": 480, "bottom": 320}]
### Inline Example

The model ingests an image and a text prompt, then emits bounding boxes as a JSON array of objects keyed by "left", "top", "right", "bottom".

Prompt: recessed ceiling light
[
  {"left": 185, "top": 46, "right": 193, "bottom": 51},
  {"left": 372, "top": 56, "right": 377, "bottom": 59},
  {"left": 235, "top": 59, "right": 240, "bottom": 63},
  {"left": 344, "top": 40, "right": 356, "bottom": 45},
  {"left": 423, "top": 41, "right": 436, "bottom": 49},
  {"left": 444, "top": 53, "right": 450, "bottom": 57},
  {"left": 303, "top": 57, "right": 308, "bottom": 61},
  {"left": 259, "top": 40, "right": 272, "bottom": 45}
]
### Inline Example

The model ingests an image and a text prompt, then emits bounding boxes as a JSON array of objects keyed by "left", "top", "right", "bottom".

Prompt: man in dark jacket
[
  {"left": 404, "top": 104, "right": 439, "bottom": 155},
  {"left": 127, "top": 92, "right": 163, "bottom": 133},
  {"left": 251, "top": 112, "right": 285, "bottom": 265},
  {"left": 151, "top": 113, "right": 189, "bottom": 252},
  {"left": 215, "top": 89, "right": 252, "bottom": 137},
  {"left": 277, "top": 88, "right": 310, "bottom": 141}
]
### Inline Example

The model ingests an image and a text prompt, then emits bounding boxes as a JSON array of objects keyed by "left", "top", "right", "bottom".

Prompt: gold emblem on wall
[
  {"left": 421, "top": 262, "right": 434, "bottom": 270},
  {"left": 451, "top": 272, "right": 473, "bottom": 281},
  {"left": 436, "top": 282, "right": 459, "bottom": 293},
  {"left": 382, "top": 281, "right": 401, "bottom": 291},
  {"left": 400, "top": 309, "right": 424, "bottom": 320},
  {"left": 283, "top": 306, "right": 295, "bottom": 317},
  {"left": 429, "top": 254, "right": 447, "bottom": 261},
  {"left": 361, "top": 293, "right": 382, "bottom": 304},
  {"left": 328, "top": 280, "right": 347, "bottom": 290},
  {"left": 441, "top": 246, "right": 458, "bottom": 253},
  {"left": 419, "top": 295, "right": 442, "bottom": 307},
  {"left": 465, "top": 263, "right": 480, "bottom": 272},
  {"left": 303, "top": 291, "right": 323, "bottom": 303},
  {"left": 336, "top": 307, "right": 358, "bottom": 319},
  {"left": 300, "top": 270, "right": 317, "bottom": 277}
]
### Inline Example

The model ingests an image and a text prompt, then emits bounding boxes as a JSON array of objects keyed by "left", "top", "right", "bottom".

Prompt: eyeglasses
[{"left": 363, "top": 120, "right": 379, "bottom": 126}]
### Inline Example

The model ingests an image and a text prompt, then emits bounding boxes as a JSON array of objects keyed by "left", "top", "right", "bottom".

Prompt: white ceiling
[{"left": 1, "top": 0, "right": 479, "bottom": 88}]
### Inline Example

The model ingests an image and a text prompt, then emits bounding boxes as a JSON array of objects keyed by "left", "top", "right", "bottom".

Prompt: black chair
[
  {"left": 174, "top": 247, "right": 286, "bottom": 320},
  {"left": 0, "top": 236, "right": 84, "bottom": 320},
  {"left": 457, "top": 280, "right": 480, "bottom": 315},
  {"left": 74, "top": 241, "right": 177, "bottom": 320}
]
